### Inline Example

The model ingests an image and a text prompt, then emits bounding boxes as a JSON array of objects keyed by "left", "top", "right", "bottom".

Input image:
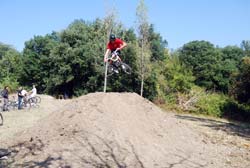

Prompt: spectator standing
[
  {"left": 17, "top": 87, "right": 23, "bottom": 110},
  {"left": 2, "top": 86, "right": 9, "bottom": 111}
]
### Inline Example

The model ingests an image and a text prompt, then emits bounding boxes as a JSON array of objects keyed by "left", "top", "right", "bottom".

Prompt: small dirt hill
[{"left": 2, "top": 92, "right": 250, "bottom": 168}]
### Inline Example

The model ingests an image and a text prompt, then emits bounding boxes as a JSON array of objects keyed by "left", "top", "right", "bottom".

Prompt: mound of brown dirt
[
  {"left": 1, "top": 92, "right": 250, "bottom": 168},
  {"left": 0, "top": 94, "right": 69, "bottom": 142}
]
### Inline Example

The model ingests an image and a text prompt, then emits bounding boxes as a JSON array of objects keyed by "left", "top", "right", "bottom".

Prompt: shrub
[
  {"left": 0, "top": 76, "right": 19, "bottom": 93},
  {"left": 195, "top": 92, "right": 227, "bottom": 117},
  {"left": 222, "top": 99, "right": 250, "bottom": 122}
]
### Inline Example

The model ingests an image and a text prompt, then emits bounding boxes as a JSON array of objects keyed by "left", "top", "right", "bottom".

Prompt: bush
[
  {"left": 0, "top": 76, "right": 19, "bottom": 93},
  {"left": 194, "top": 92, "right": 227, "bottom": 117},
  {"left": 222, "top": 99, "right": 250, "bottom": 122}
]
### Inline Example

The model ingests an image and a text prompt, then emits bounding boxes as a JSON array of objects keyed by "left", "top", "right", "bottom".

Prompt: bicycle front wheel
[{"left": 107, "top": 64, "right": 115, "bottom": 77}]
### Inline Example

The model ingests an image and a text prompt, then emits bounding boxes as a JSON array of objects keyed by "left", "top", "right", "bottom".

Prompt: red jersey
[{"left": 107, "top": 38, "right": 124, "bottom": 51}]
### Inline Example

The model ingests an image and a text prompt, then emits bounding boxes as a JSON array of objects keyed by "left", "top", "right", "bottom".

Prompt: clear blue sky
[{"left": 0, "top": 0, "right": 249, "bottom": 51}]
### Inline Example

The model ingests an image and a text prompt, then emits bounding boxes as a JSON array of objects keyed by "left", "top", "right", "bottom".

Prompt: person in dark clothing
[
  {"left": 17, "top": 87, "right": 23, "bottom": 110},
  {"left": 2, "top": 86, "right": 9, "bottom": 111}
]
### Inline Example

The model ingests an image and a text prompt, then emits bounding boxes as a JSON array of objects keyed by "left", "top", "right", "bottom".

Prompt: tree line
[{"left": 0, "top": 18, "right": 249, "bottom": 122}]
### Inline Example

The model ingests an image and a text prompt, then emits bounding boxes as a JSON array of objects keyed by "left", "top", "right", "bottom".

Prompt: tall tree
[
  {"left": 219, "top": 46, "right": 244, "bottom": 92},
  {"left": 0, "top": 42, "right": 22, "bottom": 90},
  {"left": 48, "top": 20, "right": 104, "bottom": 96},
  {"left": 148, "top": 24, "right": 168, "bottom": 62},
  {"left": 21, "top": 34, "right": 59, "bottom": 92},
  {"left": 103, "top": 1, "right": 118, "bottom": 92},
  {"left": 179, "top": 41, "right": 222, "bottom": 90},
  {"left": 230, "top": 57, "right": 250, "bottom": 104},
  {"left": 241, "top": 40, "right": 250, "bottom": 57},
  {"left": 136, "top": 0, "right": 151, "bottom": 96}
]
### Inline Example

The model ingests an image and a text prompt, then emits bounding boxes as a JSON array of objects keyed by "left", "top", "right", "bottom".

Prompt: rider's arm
[
  {"left": 104, "top": 49, "right": 110, "bottom": 62},
  {"left": 117, "top": 41, "right": 127, "bottom": 51}
]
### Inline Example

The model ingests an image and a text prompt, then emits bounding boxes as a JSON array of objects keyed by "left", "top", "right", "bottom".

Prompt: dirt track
[{"left": 0, "top": 92, "right": 249, "bottom": 168}]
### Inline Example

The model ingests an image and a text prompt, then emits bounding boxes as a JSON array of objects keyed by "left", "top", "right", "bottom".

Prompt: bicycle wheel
[
  {"left": 35, "top": 96, "right": 41, "bottom": 103},
  {"left": 121, "top": 62, "right": 132, "bottom": 75},
  {"left": 107, "top": 64, "right": 115, "bottom": 77},
  {"left": 0, "top": 113, "right": 3, "bottom": 126},
  {"left": 8, "top": 101, "right": 18, "bottom": 111},
  {"left": 27, "top": 98, "right": 39, "bottom": 109}
]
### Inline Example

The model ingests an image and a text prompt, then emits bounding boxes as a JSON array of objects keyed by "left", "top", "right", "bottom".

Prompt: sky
[{"left": 0, "top": 0, "right": 250, "bottom": 51}]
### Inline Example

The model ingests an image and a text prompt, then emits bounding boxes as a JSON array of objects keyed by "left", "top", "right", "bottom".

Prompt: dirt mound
[
  {"left": 0, "top": 94, "right": 69, "bottom": 142},
  {"left": 1, "top": 92, "right": 250, "bottom": 168}
]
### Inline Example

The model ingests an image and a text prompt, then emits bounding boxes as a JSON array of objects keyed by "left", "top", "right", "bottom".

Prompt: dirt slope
[
  {"left": 0, "top": 95, "right": 69, "bottom": 142},
  {"left": 0, "top": 92, "right": 249, "bottom": 168}
]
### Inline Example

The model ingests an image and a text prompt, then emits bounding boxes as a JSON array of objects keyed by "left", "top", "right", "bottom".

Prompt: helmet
[{"left": 109, "top": 34, "right": 116, "bottom": 41}]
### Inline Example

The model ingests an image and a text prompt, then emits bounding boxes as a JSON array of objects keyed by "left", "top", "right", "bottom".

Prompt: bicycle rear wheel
[
  {"left": 35, "top": 96, "right": 41, "bottom": 103},
  {"left": 0, "top": 113, "right": 3, "bottom": 126},
  {"left": 121, "top": 62, "right": 132, "bottom": 75}
]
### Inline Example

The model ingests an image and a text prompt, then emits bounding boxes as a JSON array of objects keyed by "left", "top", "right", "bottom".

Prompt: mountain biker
[{"left": 104, "top": 34, "right": 127, "bottom": 73}]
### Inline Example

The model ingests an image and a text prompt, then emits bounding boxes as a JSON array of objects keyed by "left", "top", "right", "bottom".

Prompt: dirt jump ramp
[{"left": 1, "top": 92, "right": 249, "bottom": 168}]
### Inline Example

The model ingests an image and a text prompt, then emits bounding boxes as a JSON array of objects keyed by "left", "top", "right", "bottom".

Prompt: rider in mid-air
[{"left": 104, "top": 34, "right": 127, "bottom": 73}]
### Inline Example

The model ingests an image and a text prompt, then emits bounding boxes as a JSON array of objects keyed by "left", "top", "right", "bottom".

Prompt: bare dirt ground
[{"left": 0, "top": 92, "right": 249, "bottom": 168}]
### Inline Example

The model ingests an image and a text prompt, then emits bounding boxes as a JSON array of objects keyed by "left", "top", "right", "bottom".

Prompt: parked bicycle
[
  {"left": 21, "top": 96, "right": 40, "bottom": 109},
  {"left": 33, "top": 95, "right": 41, "bottom": 103}
]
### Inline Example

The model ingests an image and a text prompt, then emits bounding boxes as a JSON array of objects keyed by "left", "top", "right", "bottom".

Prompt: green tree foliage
[
  {"left": 21, "top": 34, "right": 59, "bottom": 92},
  {"left": 136, "top": 0, "right": 151, "bottom": 96},
  {"left": 218, "top": 46, "right": 244, "bottom": 92},
  {"left": 0, "top": 43, "right": 21, "bottom": 91},
  {"left": 148, "top": 52, "right": 194, "bottom": 103},
  {"left": 20, "top": 19, "right": 142, "bottom": 97},
  {"left": 230, "top": 57, "right": 250, "bottom": 104},
  {"left": 148, "top": 24, "right": 168, "bottom": 62},
  {"left": 241, "top": 40, "right": 250, "bottom": 57},
  {"left": 163, "top": 54, "right": 195, "bottom": 94},
  {"left": 140, "top": 24, "right": 169, "bottom": 100},
  {"left": 195, "top": 91, "right": 228, "bottom": 117},
  {"left": 222, "top": 99, "right": 250, "bottom": 122},
  {"left": 179, "top": 41, "right": 224, "bottom": 90}
]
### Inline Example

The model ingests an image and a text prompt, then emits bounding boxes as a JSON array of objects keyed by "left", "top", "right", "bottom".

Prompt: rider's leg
[
  {"left": 18, "top": 97, "right": 22, "bottom": 109},
  {"left": 3, "top": 98, "right": 8, "bottom": 111}
]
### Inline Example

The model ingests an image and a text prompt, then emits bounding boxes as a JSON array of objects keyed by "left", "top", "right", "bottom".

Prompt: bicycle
[
  {"left": 22, "top": 96, "right": 40, "bottom": 109},
  {"left": 106, "top": 50, "right": 132, "bottom": 76},
  {"left": 34, "top": 95, "right": 41, "bottom": 103}
]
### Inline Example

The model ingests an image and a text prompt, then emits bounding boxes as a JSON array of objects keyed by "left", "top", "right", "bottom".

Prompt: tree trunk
[{"left": 140, "top": 39, "right": 144, "bottom": 96}]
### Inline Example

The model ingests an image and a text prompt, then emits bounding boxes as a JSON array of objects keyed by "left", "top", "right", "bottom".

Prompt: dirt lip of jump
[{"left": 0, "top": 92, "right": 250, "bottom": 168}]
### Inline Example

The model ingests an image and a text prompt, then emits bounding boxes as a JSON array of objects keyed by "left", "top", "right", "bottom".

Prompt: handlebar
[{"left": 107, "top": 51, "right": 120, "bottom": 62}]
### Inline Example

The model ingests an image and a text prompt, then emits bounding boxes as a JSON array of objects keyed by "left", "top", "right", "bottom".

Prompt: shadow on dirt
[
  {"left": 175, "top": 115, "right": 250, "bottom": 141},
  {"left": 3, "top": 129, "right": 211, "bottom": 168},
  {"left": 165, "top": 154, "right": 207, "bottom": 168},
  {"left": 71, "top": 131, "right": 145, "bottom": 168},
  {"left": 4, "top": 138, "right": 69, "bottom": 168},
  {"left": 4, "top": 131, "right": 147, "bottom": 168}
]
